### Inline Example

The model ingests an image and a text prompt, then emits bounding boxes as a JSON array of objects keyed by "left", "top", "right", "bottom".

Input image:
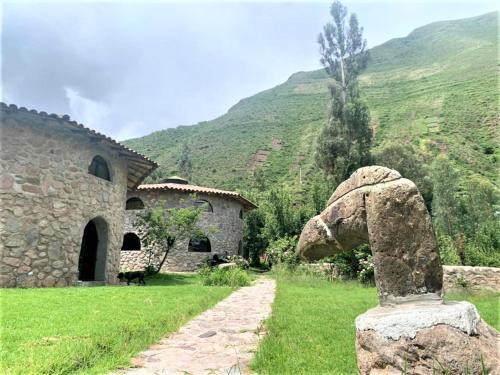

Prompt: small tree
[
  {"left": 316, "top": 0, "right": 371, "bottom": 183},
  {"left": 135, "top": 197, "right": 206, "bottom": 274}
]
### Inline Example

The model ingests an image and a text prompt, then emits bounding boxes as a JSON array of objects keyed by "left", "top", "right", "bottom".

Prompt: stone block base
[{"left": 355, "top": 302, "right": 499, "bottom": 374}]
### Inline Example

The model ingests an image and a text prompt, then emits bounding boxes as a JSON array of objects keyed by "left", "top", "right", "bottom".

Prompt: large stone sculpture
[{"left": 297, "top": 166, "right": 499, "bottom": 373}]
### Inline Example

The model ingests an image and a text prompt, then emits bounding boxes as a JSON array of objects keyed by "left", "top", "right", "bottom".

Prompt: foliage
[
  {"left": 177, "top": 142, "right": 192, "bottom": 179},
  {"left": 432, "top": 158, "right": 499, "bottom": 267},
  {"left": 265, "top": 236, "right": 299, "bottom": 268},
  {"left": 315, "top": 0, "right": 372, "bottom": 183},
  {"left": 355, "top": 246, "right": 375, "bottom": 285},
  {"left": 374, "top": 142, "right": 433, "bottom": 209},
  {"left": 431, "top": 156, "right": 463, "bottom": 239},
  {"left": 0, "top": 274, "right": 231, "bottom": 375},
  {"left": 243, "top": 196, "right": 267, "bottom": 266},
  {"left": 436, "top": 234, "right": 462, "bottom": 265},
  {"left": 225, "top": 255, "right": 250, "bottom": 269},
  {"left": 135, "top": 196, "right": 207, "bottom": 274},
  {"left": 261, "top": 188, "right": 308, "bottom": 241},
  {"left": 198, "top": 266, "right": 251, "bottom": 287}
]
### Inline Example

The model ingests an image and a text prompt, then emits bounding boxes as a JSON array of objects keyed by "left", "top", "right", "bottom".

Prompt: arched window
[
  {"left": 188, "top": 236, "right": 211, "bottom": 252},
  {"left": 126, "top": 197, "right": 144, "bottom": 210},
  {"left": 121, "top": 233, "right": 141, "bottom": 251},
  {"left": 239, "top": 209, "right": 243, "bottom": 219},
  {"left": 194, "top": 199, "right": 213, "bottom": 213},
  {"left": 88, "top": 156, "right": 111, "bottom": 181}
]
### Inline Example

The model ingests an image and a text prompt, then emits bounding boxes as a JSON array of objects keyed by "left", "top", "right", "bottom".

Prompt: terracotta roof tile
[{"left": 138, "top": 183, "right": 258, "bottom": 210}]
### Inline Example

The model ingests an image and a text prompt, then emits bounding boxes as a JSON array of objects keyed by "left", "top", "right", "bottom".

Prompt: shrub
[
  {"left": 225, "top": 255, "right": 250, "bottom": 269},
  {"left": 437, "top": 234, "right": 462, "bottom": 265},
  {"left": 323, "top": 244, "right": 373, "bottom": 282},
  {"left": 265, "top": 236, "right": 299, "bottom": 268},
  {"left": 355, "top": 247, "right": 375, "bottom": 285},
  {"left": 199, "top": 266, "right": 251, "bottom": 287}
]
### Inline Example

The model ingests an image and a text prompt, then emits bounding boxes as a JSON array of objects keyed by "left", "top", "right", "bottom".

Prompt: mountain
[{"left": 124, "top": 12, "right": 498, "bottom": 192}]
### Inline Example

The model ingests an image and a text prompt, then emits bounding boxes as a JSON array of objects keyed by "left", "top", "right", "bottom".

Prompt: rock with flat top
[{"left": 355, "top": 301, "right": 499, "bottom": 374}]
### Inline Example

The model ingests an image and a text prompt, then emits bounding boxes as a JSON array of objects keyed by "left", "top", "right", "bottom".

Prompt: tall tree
[
  {"left": 316, "top": 0, "right": 371, "bottom": 183},
  {"left": 177, "top": 143, "right": 192, "bottom": 179}
]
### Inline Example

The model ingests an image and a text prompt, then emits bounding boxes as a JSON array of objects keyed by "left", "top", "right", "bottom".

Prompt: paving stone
[{"left": 114, "top": 278, "right": 275, "bottom": 375}]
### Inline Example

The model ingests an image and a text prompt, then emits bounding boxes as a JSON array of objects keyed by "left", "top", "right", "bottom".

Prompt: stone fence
[
  {"left": 301, "top": 263, "right": 499, "bottom": 292},
  {"left": 442, "top": 265, "right": 500, "bottom": 292}
]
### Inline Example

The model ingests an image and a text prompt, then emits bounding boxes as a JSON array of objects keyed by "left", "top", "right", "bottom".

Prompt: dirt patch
[
  {"left": 272, "top": 139, "right": 283, "bottom": 150},
  {"left": 249, "top": 149, "right": 271, "bottom": 170}
]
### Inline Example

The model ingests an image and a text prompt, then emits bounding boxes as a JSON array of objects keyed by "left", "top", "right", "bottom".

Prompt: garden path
[{"left": 115, "top": 277, "right": 276, "bottom": 375}]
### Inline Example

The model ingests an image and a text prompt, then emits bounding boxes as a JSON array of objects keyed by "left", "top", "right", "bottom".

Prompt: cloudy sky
[{"left": 1, "top": 1, "right": 497, "bottom": 140}]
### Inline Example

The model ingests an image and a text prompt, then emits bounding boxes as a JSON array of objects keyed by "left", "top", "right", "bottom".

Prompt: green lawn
[
  {"left": 251, "top": 274, "right": 499, "bottom": 375},
  {"left": 0, "top": 274, "right": 231, "bottom": 375}
]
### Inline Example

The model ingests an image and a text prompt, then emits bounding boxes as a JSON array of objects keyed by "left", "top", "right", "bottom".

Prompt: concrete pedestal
[{"left": 355, "top": 301, "right": 499, "bottom": 374}]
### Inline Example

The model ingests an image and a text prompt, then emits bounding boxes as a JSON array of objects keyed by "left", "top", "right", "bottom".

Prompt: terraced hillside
[{"left": 125, "top": 12, "right": 498, "bottom": 192}]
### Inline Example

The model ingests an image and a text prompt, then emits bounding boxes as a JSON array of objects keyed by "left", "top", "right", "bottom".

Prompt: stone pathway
[{"left": 115, "top": 278, "right": 276, "bottom": 375}]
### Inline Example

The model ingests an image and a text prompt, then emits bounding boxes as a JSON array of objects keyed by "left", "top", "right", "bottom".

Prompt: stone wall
[
  {"left": 443, "top": 265, "right": 500, "bottom": 292},
  {"left": 120, "top": 190, "right": 245, "bottom": 272},
  {"left": 120, "top": 250, "right": 149, "bottom": 271},
  {"left": 0, "top": 109, "right": 129, "bottom": 287}
]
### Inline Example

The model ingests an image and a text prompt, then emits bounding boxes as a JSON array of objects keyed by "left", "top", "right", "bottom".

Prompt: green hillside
[{"left": 125, "top": 12, "right": 498, "bottom": 191}]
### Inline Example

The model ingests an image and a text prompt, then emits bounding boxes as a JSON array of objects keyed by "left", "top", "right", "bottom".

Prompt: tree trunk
[{"left": 153, "top": 244, "right": 172, "bottom": 274}]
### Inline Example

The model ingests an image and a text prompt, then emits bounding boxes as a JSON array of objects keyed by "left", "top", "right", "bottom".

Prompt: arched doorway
[{"left": 78, "top": 217, "right": 108, "bottom": 281}]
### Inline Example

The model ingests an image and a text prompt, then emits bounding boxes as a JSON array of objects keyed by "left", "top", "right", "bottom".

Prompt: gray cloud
[{"left": 2, "top": 1, "right": 497, "bottom": 140}]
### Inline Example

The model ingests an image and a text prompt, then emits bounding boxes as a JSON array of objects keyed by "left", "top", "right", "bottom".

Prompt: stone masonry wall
[
  {"left": 443, "top": 265, "right": 500, "bottom": 292},
  {"left": 120, "top": 190, "right": 245, "bottom": 272},
  {"left": 0, "top": 109, "right": 128, "bottom": 287}
]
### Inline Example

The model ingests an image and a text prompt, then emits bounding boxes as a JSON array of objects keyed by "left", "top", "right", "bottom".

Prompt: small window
[
  {"left": 239, "top": 209, "right": 243, "bottom": 219},
  {"left": 122, "top": 233, "right": 141, "bottom": 251},
  {"left": 188, "top": 236, "right": 211, "bottom": 252},
  {"left": 194, "top": 199, "right": 213, "bottom": 213},
  {"left": 238, "top": 240, "right": 243, "bottom": 256},
  {"left": 126, "top": 197, "right": 144, "bottom": 210},
  {"left": 89, "top": 156, "right": 111, "bottom": 181}
]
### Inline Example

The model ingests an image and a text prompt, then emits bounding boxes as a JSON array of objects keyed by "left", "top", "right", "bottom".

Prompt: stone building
[
  {"left": 0, "top": 103, "right": 157, "bottom": 287},
  {"left": 120, "top": 177, "right": 257, "bottom": 272}
]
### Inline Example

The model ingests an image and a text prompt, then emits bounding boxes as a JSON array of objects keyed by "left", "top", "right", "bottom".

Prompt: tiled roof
[
  {"left": 1, "top": 102, "right": 158, "bottom": 189},
  {"left": 138, "top": 182, "right": 258, "bottom": 210}
]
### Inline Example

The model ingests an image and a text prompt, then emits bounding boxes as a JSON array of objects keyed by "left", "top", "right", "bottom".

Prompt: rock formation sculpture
[
  {"left": 297, "top": 166, "right": 499, "bottom": 373},
  {"left": 297, "top": 166, "right": 442, "bottom": 305}
]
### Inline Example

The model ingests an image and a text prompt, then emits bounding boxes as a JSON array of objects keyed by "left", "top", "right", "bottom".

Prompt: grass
[
  {"left": 251, "top": 273, "right": 499, "bottom": 375},
  {"left": 0, "top": 273, "right": 232, "bottom": 375},
  {"left": 199, "top": 266, "right": 252, "bottom": 287}
]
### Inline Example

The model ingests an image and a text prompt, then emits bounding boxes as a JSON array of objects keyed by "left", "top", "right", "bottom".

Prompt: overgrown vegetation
[
  {"left": 199, "top": 266, "right": 251, "bottom": 287},
  {"left": 0, "top": 274, "right": 231, "bottom": 375}
]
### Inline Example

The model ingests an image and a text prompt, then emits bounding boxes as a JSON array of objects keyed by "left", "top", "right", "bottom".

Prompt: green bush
[
  {"left": 355, "top": 247, "right": 375, "bottom": 285},
  {"left": 225, "top": 255, "right": 250, "bottom": 269},
  {"left": 265, "top": 236, "right": 299, "bottom": 268},
  {"left": 437, "top": 234, "right": 462, "bottom": 265},
  {"left": 199, "top": 266, "right": 251, "bottom": 287}
]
